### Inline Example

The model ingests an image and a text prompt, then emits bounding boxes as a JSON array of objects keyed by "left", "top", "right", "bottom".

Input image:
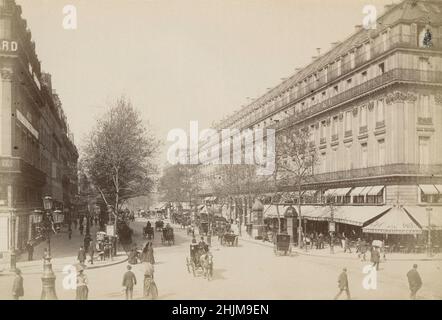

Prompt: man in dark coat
[
  {"left": 122, "top": 265, "right": 137, "bottom": 300},
  {"left": 334, "top": 268, "right": 351, "bottom": 300},
  {"left": 78, "top": 246, "right": 87, "bottom": 264},
  {"left": 26, "top": 241, "right": 34, "bottom": 261},
  {"left": 88, "top": 243, "right": 95, "bottom": 265},
  {"left": 12, "top": 268, "right": 24, "bottom": 300},
  {"left": 407, "top": 264, "right": 422, "bottom": 300}
]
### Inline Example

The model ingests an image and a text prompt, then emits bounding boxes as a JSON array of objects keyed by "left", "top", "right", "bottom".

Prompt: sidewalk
[
  {"left": 1, "top": 224, "right": 128, "bottom": 276},
  {"left": 237, "top": 233, "right": 442, "bottom": 262}
]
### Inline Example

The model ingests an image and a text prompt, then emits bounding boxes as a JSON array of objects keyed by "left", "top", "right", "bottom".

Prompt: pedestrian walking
[
  {"left": 26, "top": 241, "right": 34, "bottom": 261},
  {"left": 68, "top": 228, "right": 72, "bottom": 240},
  {"left": 344, "top": 237, "right": 352, "bottom": 253},
  {"left": 358, "top": 239, "right": 367, "bottom": 261},
  {"left": 407, "top": 264, "right": 422, "bottom": 300},
  {"left": 88, "top": 243, "right": 95, "bottom": 265},
  {"left": 334, "top": 268, "right": 351, "bottom": 300},
  {"left": 84, "top": 234, "right": 92, "bottom": 253},
  {"left": 76, "top": 269, "right": 89, "bottom": 300},
  {"left": 122, "top": 265, "right": 137, "bottom": 300},
  {"left": 147, "top": 242, "right": 155, "bottom": 265},
  {"left": 371, "top": 247, "right": 380, "bottom": 271},
  {"left": 143, "top": 262, "right": 158, "bottom": 299},
  {"left": 79, "top": 224, "right": 84, "bottom": 235},
  {"left": 78, "top": 246, "right": 87, "bottom": 264},
  {"left": 74, "top": 218, "right": 78, "bottom": 230},
  {"left": 12, "top": 268, "right": 24, "bottom": 300}
]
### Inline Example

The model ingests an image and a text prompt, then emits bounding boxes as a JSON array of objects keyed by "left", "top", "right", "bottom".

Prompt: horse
[{"left": 199, "top": 252, "right": 213, "bottom": 280}]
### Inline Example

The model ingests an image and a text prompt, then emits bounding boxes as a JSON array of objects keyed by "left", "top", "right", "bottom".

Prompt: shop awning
[
  {"left": 363, "top": 207, "right": 422, "bottom": 235},
  {"left": 334, "top": 188, "right": 352, "bottom": 196},
  {"left": 435, "top": 185, "right": 442, "bottom": 193},
  {"left": 350, "top": 187, "right": 366, "bottom": 196},
  {"left": 367, "top": 186, "right": 384, "bottom": 196},
  {"left": 263, "top": 205, "right": 286, "bottom": 218},
  {"left": 404, "top": 206, "right": 442, "bottom": 231},
  {"left": 324, "top": 189, "right": 337, "bottom": 197},
  {"left": 324, "top": 205, "right": 390, "bottom": 226},
  {"left": 419, "top": 185, "right": 439, "bottom": 195},
  {"left": 300, "top": 206, "right": 328, "bottom": 221}
]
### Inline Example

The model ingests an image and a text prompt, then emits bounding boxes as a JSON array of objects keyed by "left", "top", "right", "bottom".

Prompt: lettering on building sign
[{"left": 1, "top": 40, "right": 18, "bottom": 53}]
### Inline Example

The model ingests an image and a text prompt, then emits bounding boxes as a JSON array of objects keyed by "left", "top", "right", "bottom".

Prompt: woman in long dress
[
  {"left": 146, "top": 242, "right": 155, "bottom": 265},
  {"left": 143, "top": 262, "right": 158, "bottom": 299},
  {"left": 76, "top": 269, "right": 89, "bottom": 300}
]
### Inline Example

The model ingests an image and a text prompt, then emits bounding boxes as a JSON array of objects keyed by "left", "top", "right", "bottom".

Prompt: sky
[{"left": 17, "top": 0, "right": 393, "bottom": 166}]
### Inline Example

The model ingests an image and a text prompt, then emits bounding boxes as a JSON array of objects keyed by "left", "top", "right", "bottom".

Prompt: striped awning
[
  {"left": 363, "top": 207, "right": 422, "bottom": 235},
  {"left": 326, "top": 205, "right": 390, "bottom": 226},
  {"left": 334, "top": 188, "right": 352, "bottom": 196},
  {"left": 264, "top": 205, "right": 286, "bottom": 218},
  {"left": 404, "top": 206, "right": 442, "bottom": 231},
  {"left": 324, "top": 189, "right": 337, "bottom": 197},
  {"left": 366, "top": 186, "right": 384, "bottom": 196},
  {"left": 419, "top": 185, "right": 439, "bottom": 195},
  {"left": 350, "top": 187, "right": 367, "bottom": 196}
]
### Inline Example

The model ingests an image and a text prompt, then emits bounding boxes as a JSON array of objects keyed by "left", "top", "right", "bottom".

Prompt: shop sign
[
  {"left": 0, "top": 40, "right": 18, "bottom": 53},
  {"left": 329, "top": 221, "right": 336, "bottom": 232},
  {"left": 106, "top": 224, "right": 115, "bottom": 237}
]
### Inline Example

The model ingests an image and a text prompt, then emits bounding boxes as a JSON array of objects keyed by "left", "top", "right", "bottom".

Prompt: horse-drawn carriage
[
  {"left": 155, "top": 220, "right": 164, "bottom": 231},
  {"left": 220, "top": 232, "right": 238, "bottom": 246},
  {"left": 186, "top": 244, "right": 213, "bottom": 280},
  {"left": 143, "top": 225, "right": 154, "bottom": 240},
  {"left": 199, "top": 221, "right": 209, "bottom": 236},
  {"left": 161, "top": 227, "right": 174, "bottom": 245},
  {"left": 274, "top": 233, "right": 291, "bottom": 256}
]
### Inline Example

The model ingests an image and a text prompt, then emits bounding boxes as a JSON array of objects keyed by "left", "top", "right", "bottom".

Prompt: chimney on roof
[
  {"left": 316, "top": 48, "right": 321, "bottom": 55},
  {"left": 355, "top": 25, "right": 362, "bottom": 32},
  {"left": 331, "top": 41, "right": 340, "bottom": 48}
]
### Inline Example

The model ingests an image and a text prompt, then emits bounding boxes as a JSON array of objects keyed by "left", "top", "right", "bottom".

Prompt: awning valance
[
  {"left": 404, "top": 206, "right": 442, "bottom": 231},
  {"left": 419, "top": 185, "right": 439, "bottom": 195},
  {"left": 300, "top": 206, "right": 328, "bottom": 221},
  {"left": 367, "top": 186, "right": 384, "bottom": 196},
  {"left": 363, "top": 207, "right": 422, "bottom": 235}
]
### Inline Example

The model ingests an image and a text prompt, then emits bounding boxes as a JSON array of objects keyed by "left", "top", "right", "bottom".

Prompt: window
[
  {"left": 332, "top": 116, "right": 338, "bottom": 137},
  {"left": 378, "top": 139, "right": 385, "bottom": 165},
  {"left": 322, "top": 91, "right": 326, "bottom": 100},
  {"left": 0, "top": 185, "right": 7, "bottom": 206},
  {"left": 378, "top": 62, "right": 385, "bottom": 74},
  {"left": 346, "top": 145, "right": 352, "bottom": 170},
  {"left": 309, "top": 125, "right": 315, "bottom": 143},
  {"left": 345, "top": 111, "right": 352, "bottom": 133},
  {"left": 376, "top": 99, "right": 385, "bottom": 124},
  {"left": 419, "top": 136, "right": 430, "bottom": 166},
  {"left": 361, "top": 71, "right": 368, "bottom": 83},
  {"left": 361, "top": 143, "right": 368, "bottom": 168},
  {"left": 333, "top": 85, "right": 339, "bottom": 95},
  {"left": 346, "top": 78, "right": 352, "bottom": 89},
  {"left": 419, "top": 95, "right": 431, "bottom": 118},
  {"left": 360, "top": 105, "right": 367, "bottom": 128},
  {"left": 320, "top": 121, "right": 326, "bottom": 139},
  {"left": 350, "top": 52, "right": 355, "bottom": 69},
  {"left": 321, "top": 152, "right": 327, "bottom": 173}
]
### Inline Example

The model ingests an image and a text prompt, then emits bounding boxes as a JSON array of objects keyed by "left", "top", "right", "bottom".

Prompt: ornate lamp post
[{"left": 40, "top": 196, "right": 58, "bottom": 300}]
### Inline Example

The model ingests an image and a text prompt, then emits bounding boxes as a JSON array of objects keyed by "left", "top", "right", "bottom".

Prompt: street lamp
[{"left": 40, "top": 196, "right": 58, "bottom": 300}]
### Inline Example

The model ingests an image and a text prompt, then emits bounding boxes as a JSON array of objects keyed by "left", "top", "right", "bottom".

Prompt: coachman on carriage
[
  {"left": 155, "top": 220, "right": 164, "bottom": 231},
  {"left": 186, "top": 243, "right": 213, "bottom": 280}
]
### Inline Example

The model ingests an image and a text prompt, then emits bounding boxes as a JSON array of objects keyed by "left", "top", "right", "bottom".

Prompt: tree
[
  {"left": 82, "top": 97, "right": 159, "bottom": 219},
  {"left": 159, "top": 164, "right": 200, "bottom": 209},
  {"left": 269, "top": 126, "right": 319, "bottom": 246}
]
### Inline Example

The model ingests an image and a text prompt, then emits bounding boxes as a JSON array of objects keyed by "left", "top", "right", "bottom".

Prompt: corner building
[
  {"left": 0, "top": 0, "right": 78, "bottom": 262},
  {"left": 199, "top": 0, "right": 442, "bottom": 247}
]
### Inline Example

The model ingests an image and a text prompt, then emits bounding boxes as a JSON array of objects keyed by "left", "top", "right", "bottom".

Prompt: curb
[{"left": 239, "top": 236, "right": 442, "bottom": 262}]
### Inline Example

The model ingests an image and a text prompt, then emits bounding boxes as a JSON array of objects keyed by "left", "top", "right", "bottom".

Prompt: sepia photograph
[{"left": 0, "top": 0, "right": 441, "bottom": 304}]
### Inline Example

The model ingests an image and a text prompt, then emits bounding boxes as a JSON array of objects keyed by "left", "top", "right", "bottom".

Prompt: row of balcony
[
  {"left": 227, "top": 34, "right": 442, "bottom": 130},
  {"left": 268, "top": 68, "right": 442, "bottom": 131},
  {"left": 307, "top": 164, "right": 442, "bottom": 185}
]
